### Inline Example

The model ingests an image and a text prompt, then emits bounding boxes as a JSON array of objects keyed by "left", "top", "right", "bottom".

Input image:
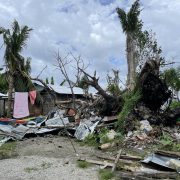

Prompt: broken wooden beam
[
  {"left": 78, "top": 157, "right": 113, "bottom": 167},
  {"left": 155, "top": 150, "right": 180, "bottom": 158},
  {"left": 116, "top": 171, "right": 178, "bottom": 179},
  {"left": 96, "top": 154, "right": 141, "bottom": 161},
  {"left": 111, "top": 149, "right": 122, "bottom": 172},
  {"left": 102, "top": 116, "right": 118, "bottom": 122}
]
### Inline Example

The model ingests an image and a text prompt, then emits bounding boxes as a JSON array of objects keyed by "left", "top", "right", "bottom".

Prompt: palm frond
[
  {"left": 12, "top": 20, "right": 20, "bottom": 35},
  {"left": 130, "top": 0, "right": 140, "bottom": 15},
  {"left": 3, "top": 30, "right": 11, "bottom": 46},
  {"left": 127, "top": 0, "right": 141, "bottom": 32},
  {"left": 116, "top": 8, "right": 127, "bottom": 32},
  {"left": 0, "top": 27, "right": 6, "bottom": 34},
  {"left": 25, "top": 57, "right": 31, "bottom": 74},
  {"left": 17, "top": 26, "right": 32, "bottom": 52}
]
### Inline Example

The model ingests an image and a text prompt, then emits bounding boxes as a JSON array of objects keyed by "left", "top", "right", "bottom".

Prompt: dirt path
[{"left": 0, "top": 136, "right": 99, "bottom": 180}]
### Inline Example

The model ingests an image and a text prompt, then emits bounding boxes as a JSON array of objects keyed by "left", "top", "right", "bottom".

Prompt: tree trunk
[
  {"left": 7, "top": 74, "right": 14, "bottom": 117},
  {"left": 126, "top": 32, "right": 136, "bottom": 90}
]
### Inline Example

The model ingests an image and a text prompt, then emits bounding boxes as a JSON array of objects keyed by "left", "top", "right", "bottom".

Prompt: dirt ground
[{"left": 0, "top": 136, "right": 102, "bottom": 180}]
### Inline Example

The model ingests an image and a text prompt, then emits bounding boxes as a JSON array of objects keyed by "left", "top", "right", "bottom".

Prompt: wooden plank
[
  {"left": 111, "top": 149, "right": 122, "bottom": 172},
  {"left": 102, "top": 116, "right": 118, "bottom": 122},
  {"left": 116, "top": 171, "right": 178, "bottom": 179},
  {"left": 156, "top": 150, "right": 180, "bottom": 158},
  {"left": 96, "top": 154, "right": 141, "bottom": 161},
  {"left": 78, "top": 157, "right": 113, "bottom": 167}
]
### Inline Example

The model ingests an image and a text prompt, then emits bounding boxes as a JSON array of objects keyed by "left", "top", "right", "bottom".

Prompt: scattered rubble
[{"left": 0, "top": 58, "right": 179, "bottom": 179}]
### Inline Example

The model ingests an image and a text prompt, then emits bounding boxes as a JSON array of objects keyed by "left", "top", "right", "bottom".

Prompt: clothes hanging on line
[
  {"left": 13, "top": 92, "right": 29, "bottom": 118},
  {"left": 29, "top": 90, "right": 37, "bottom": 105}
]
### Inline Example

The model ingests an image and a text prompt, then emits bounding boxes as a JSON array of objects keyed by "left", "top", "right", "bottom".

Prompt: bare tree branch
[
  {"left": 36, "top": 65, "right": 47, "bottom": 79},
  {"left": 55, "top": 51, "right": 76, "bottom": 108}
]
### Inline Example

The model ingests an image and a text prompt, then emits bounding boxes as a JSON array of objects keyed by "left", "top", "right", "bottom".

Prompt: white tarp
[
  {"left": 45, "top": 117, "right": 69, "bottom": 127},
  {"left": 75, "top": 119, "right": 100, "bottom": 140}
]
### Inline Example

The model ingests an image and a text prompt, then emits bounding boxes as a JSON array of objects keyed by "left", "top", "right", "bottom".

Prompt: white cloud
[{"left": 0, "top": 0, "right": 179, "bottom": 88}]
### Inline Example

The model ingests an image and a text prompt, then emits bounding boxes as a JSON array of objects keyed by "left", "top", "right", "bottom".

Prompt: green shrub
[
  {"left": 159, "top": 132, "right": 180, "bottom": 151},
  {"left": 170, "top": 101, "right": 180, "bottom": 109},
  {"left": 107, "top": 84, "right": 121, "bottom": 96},
  {"left": 77, "top": 160, "right": 90, "bottom": 168},
  {"left": 160, "top": 132, "right": 173, "bottom": 146},
  {"left": 83, "top": 128, "right": 110, "bottom": 147},
  {"left": 83, "top": 133, "right": 98, "bottom": 147},
  {"left": 117, "top": 89, "right": 141, "bottom": 133},
  {"left": 98, "top": 169, "right": 114, "bottom": 180}
]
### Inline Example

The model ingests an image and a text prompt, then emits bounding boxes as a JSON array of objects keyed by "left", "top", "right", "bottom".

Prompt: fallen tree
[
  {"left": 121, "top": 59, "right": 180, "bottom": 132},
  {"left": 79, "top": 68, "right": 124, "bottom": 116},
  {"left": 139, "top": 59, "right": 171, "bottom": 111}
]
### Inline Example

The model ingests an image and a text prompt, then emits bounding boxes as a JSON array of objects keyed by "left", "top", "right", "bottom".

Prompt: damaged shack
[{"left": 31, "top": 81, "right": 86, "bottom": 115}]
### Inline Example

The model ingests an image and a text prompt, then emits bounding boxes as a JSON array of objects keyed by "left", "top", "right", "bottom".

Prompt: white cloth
[{"left": 13, "top": 92, "right": 29, "bottom": 118}]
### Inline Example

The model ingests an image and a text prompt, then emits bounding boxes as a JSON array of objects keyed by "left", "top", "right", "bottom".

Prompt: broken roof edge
[
  {"left": 0, "top": 92, "right": 8, "bottom": 97},
  {"left": 33, "top": 81, "right": 84, "bottom": 95}
]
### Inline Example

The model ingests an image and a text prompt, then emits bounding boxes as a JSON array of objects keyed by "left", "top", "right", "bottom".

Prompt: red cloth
[{"left": 29, "top": 90, "right": 37, "bottom": 105}]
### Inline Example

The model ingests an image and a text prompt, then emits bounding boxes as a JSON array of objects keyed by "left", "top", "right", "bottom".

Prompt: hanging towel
[
  {"left": 13, "top": 92, "right": 29, "bottom": 118},
  {"left": 29, "top": 90, "right": 37, "bottom": 105}
]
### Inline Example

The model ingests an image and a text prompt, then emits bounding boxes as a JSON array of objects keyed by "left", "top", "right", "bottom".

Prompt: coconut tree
[
  {"left": 0, "top": 20, "right": 32, "bottom": 117},
  {"left": 116, "top": 0, "right": 141, "bottom": 90}
]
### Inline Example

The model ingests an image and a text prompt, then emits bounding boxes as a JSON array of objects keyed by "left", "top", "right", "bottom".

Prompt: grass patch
[
  {"left": 83, "top": 133, "right": 99, "bottom": 147},
  {"left": 41, "top": 161, "right": 52, "bottom": 169},
  {"left": 170, "top": 101, "right": 180, "bottom": 109},
  {"left": 98, "top": 169, "right": 114, "bottom": 180},
  {"left": 77, "top": 160, "right": 90, "bottom": 168},
  {"left": 0, "top": 141, "right": 17, "bottom": 159},
  {"left": 83, "top": 128, "right": 109, "bottom": 147},
  {"left": 24, "top": 161, "right": 52, "bottom": 173},
  {"left": 158, "top": 132, "right": 180, "bottom": 151},
  {"left": 24, "top": 167, "right": 38, "bottom": 173}
]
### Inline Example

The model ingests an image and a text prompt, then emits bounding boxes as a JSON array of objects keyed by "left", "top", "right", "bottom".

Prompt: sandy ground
[{"left": 0, "top": 136, "right": 100, "bottom": 180}]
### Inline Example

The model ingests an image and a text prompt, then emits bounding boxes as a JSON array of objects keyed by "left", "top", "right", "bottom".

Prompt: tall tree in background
[
  {"left": 107, "top": 69, "right": 121, "bottom": 96},
  {"left": 51, "top": 76, "right": 54, "bottom": 85},
  {"left": 163, "top": 67, "right": 180, "bottom": 101},
  {"left": 117, "top": 0, "right": 142, "bottom": 90},
  {"left": 0, "top": 20, "right": 32, "bottom": 117},
  {"left": 45, "top": 77, "right": 49, "bottom": 84},
  {"left": 0, "top": 72, "right": 8, "bottom": 93},
  {"left": 77, "top": 75, "right": 89, "bottom": 95},
  {"left": 135, "top": 30, "right": 164, "bottom": 72}
]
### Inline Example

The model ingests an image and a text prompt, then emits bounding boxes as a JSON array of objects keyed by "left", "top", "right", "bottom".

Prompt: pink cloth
[
  {"left": 29, "top": 90, "right": 37, "bottom": 105},
  {"left": 13, "top": 92, "right": 29, "bottom": 118}
]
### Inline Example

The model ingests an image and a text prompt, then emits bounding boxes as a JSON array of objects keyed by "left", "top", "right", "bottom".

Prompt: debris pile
[{"left": 0, "top": 56, "right": 179, "bottom": 179}]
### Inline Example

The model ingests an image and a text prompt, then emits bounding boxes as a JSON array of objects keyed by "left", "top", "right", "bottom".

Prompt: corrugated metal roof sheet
[
  {"left": 0, "top": 93, "right": 7, "bottom": 97},
  {"left": 33, "top": 81, "right": 84, "bottom": 95},
  {"left": 49, "top": 84, "right": 84, "bottom": 95}
]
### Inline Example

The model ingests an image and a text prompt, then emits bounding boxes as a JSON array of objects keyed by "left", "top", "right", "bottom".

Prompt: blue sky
[{"left": 0, "top": 0, "right": 179, "bottom": 88}]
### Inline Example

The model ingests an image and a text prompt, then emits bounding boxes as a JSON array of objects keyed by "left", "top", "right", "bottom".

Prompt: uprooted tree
[
  {"left": 121, "top": 59, "right": 179, "bottom": 132},
  {"left": 78, "top": 68, "right": 124, "bottom": 116}
]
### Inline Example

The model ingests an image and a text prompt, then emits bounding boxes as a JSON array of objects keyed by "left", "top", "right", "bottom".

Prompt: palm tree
[
  {"left": 116, "top": 0, "right": 141, "bottom": 90},
  {"left": 0, "top": 71, "right": 8, "bottom": 93},
  {"left": 0, "top": 20, "right": 32, "bottom": 117}
]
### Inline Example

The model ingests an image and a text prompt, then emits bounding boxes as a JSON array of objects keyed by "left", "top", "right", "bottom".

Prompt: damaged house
[
  {"left": 0, "top": 93, "right": 9, "bottom": 117},
  {"left": 30, "top": 81, "right": 85, "bottom": 115}
]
